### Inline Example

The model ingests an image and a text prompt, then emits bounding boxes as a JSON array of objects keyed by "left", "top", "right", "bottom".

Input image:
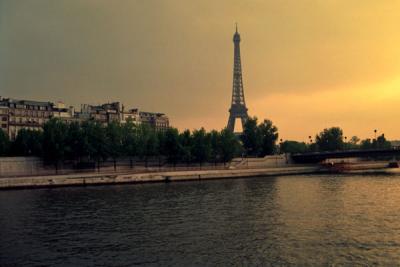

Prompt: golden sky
[{"left": 1, "top": 0, "right": 400, "bottom": 141}]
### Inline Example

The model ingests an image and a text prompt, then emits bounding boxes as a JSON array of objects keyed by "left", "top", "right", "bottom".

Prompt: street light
[{"left": 279, "top": 138, "right": 283, "bottom": 154}]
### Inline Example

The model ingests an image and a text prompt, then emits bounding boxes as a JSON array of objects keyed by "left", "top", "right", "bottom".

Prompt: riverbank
[{"left": 0, "top": 166, "right": 323, "bottom": 190}]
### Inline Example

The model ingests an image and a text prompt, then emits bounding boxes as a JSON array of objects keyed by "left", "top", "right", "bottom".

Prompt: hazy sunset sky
[{"left": 1, "top": 0, "right": 400, "bottom": 141}]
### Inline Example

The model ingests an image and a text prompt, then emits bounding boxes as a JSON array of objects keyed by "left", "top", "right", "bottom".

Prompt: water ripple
[{"left": 1, "top": 174, "right": 400, "bottom": 266}]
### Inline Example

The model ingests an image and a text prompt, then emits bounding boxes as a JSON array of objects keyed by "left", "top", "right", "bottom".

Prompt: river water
[{"left": 1, "top": 174, "right": 400, "bottom": 266}]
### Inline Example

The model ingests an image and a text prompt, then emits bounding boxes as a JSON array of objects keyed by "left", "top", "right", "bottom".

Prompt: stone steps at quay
[
  {"left": 228, "top": 155, "right": 293, "bottom": 169},
  {"left": 0, "top": 166, "right": 322, "bottom": 190}
]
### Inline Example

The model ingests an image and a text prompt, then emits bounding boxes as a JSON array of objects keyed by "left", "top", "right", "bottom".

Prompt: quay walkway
[{"left": 0, "top": 166, "right": 322, "bottom": 190}]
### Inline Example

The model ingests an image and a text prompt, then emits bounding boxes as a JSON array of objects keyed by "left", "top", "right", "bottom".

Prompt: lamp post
[
  {"left": 344, "top": 136, "right": 347, "bottom": 151},
  {"left": 308, "top": 136, "right": 313, "bottom": 152}
]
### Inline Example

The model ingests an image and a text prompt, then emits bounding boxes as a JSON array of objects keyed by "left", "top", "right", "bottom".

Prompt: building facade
[
  {"left": 79, "top": 102, "right": 121, "bottom": 125},
  {"left": 0, "top": 96, "right": 170, "bottom": 139},
  {"left": 139, "top": 111, "right": 169, "bottom": 131},
  {"left": 0, "top": 106, "right": 9, "bottom": 135},
  {"left": 0, "top": 97, "right": 67, "bottom": 140},
  {"left": 120, "top": 107, "right": 141, "bottom": 125}
]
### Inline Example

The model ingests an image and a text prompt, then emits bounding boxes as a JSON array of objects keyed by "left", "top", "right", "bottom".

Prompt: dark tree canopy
[
  {"left": 241, "top": 117, "right": 279, "bottom": 156},
  {"left": 65, "top": 122, "right": 84, "bottom": 160},
  {"left": 219, "top": 128, "right": 240, "bottom": 163},
  {"left": 258, "top": 119, "right": 279, "bottom": 156},
  {"left": 42, "top": 118, "right": 69, "bottom": 164},
  {"left": 360, "top": 134, "right": 391, "bottom": 150},
  {"left": 315, "top": 127, "right": 344, "bottom": 152},
  {"left": 163, "top": 127, "right": 181, "bottom": 165},
  {"left": 10, "top": 129, "right": 43, "bottom": 156},
  {"left": 191, "top": 128, "right": 211, "bottom": 165},
  {"left": 209, "top": 130, "right": 221, "bottom": 164},
  {"left": 122, "top": 120, "right": 138, "bottom": 159},
  {"left": 241, "top": 117, "right": 261, "bottom": 156},
  {"left": 375, "top": 134, "right": 391, "bottom": 149},
  {"left": 1, "top": 116, "right": 289, "bottom": 166},
  {"left": 0, "top": 130, "right": 10, "bottom": 156},
  {"left": 179, "top": 129, "right": 193, "bottom": 165},
  {"left": 82, "top": 121, "right": 108, "bottom": 162},
  {"left": 281, "top": 140, "right": 308, "bottom": 154},
  {"left": 105, "top": 121, "right": 123, "bottom": 160}
]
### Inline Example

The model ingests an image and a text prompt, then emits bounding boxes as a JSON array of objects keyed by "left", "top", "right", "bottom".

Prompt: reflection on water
[{"left": 1, "top": 174, "right": 400, "bottom": 266}]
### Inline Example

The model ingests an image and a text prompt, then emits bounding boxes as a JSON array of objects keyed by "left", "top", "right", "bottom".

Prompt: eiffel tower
[{"left": 227, "top": 24, "right": 249, "bottom": 133}]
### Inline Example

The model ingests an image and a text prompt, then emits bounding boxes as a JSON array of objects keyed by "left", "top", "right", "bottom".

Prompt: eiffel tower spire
[{"left": 227, "top": 24, "right": 249, "bottom": 133}]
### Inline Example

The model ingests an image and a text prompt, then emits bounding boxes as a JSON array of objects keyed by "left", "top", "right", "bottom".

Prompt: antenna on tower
[{"left": 235, "top": 22, "right": 238, "bottom": 33}]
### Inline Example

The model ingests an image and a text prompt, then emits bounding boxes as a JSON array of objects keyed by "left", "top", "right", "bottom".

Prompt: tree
[
  {"left": 136, "top": 124, "right": 159, "bottom": 167},
  {"left": 219, "top": 128, "right": 240, "bottom": 164},
  {"left": 315, "top": 127, "right": 344, "bottom": 151},
  {"left": 349, "top": 136, "right": 360, "bottom": 146},
  {"left": 145, "top": 129, "right": 159, "bottom": 166},
  {"left": 192, "top": 128, "right": 211, "bottom": 167},
  {"left": 240, "top": 117, "right": 279, "bottom": 157},
  {"left": 348, "top": 136, "right": 360, "bottom": 150},
  {"left": 258, "top": 119, "right": 279, "bottom": 156},
  {"left": 374, "top": 134, "right": 391, "bottom": 149},
  {"left": 209, "top": 130, "right": 221, "bottom": 165},
  {"left": 42, "top": 118, "right": 69, "bottom": 171},
  {"left": 179, "top": 129, "right": 193, "bottom": 165},
  {"left": 241, "top": 116, "right": 261, "bottom": 156},
  {"left": 0, "top": 130, "right": 10, "bottom": 156},
  {"left": 360, "top": 138, "right": 373, "bottom": 150},
  {"left": 105, "top": 121, "right": 123, "bottom": 170},
  {"left": 163, "top": 128, "right": 181, "bottom": 166},
  {"left": 65, "top": 122, "right": 85, "bottom": 161},
  {"left": 10, "top": 129, "right": 43, "bottom": 156},
  {"left": 122, "top": 120, "right": 138, "bottom": 168},
  {"left": 281, "top": 140, "right": 308, "bottom": 154},
  {"left": 308, "top": 142, "right": 318, "bottom": 152},
  {"left": 81, "top": 121, "right": 107, "bottom": 170}
]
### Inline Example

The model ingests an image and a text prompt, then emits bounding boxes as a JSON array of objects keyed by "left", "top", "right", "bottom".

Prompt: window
[
  {"left": 1, "top": 124, "right": 6, "bottom": 128},
  {"left": 1, "top": 117, "right": 7, "bottom": 121}
]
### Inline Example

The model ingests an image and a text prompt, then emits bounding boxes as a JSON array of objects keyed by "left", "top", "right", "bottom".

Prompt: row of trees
[
  {"left": 0, "top": 119, "right": 246, "bottom": 168},
  {"left": 2, "top": 119, "right": 391, "bottom": 167},
  {"left": 0, "top": 116, "right": 282, "bottom": 164},
  {"left": 280, "top": 127, "right": 392, "bottom": 154}
]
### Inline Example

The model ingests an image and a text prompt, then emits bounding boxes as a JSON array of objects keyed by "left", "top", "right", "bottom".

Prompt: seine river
[{"left": 1, "top": 174, "right": 400, "bottom": 266}]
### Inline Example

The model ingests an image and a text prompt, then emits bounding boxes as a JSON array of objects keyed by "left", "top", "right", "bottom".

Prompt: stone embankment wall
[
  {"left": 0, "top": 157, "right": 231, "bottom": 178},
  {"left": 0, "top": 157, "right": 44, "bottom": 177},
  {"left": 1, "top": 155, "right": 295, "bottom": 178}
]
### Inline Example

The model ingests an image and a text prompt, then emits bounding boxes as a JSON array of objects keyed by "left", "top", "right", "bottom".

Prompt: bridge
[{"left": 292, "top": 148, "right": 400, "bottom": 163}]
